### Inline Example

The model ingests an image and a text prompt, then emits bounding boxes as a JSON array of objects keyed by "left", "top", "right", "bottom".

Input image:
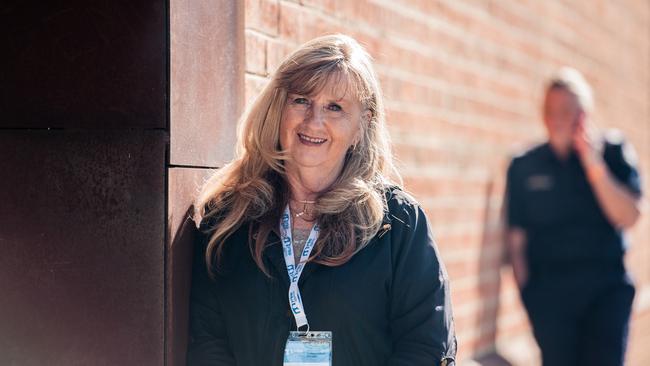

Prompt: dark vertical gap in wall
[
  {"left": 163, "top": 143, "right": 171, "bottom": 366},
  {"left": 165, "top": 0, "right": 171, "bottom": 135},
  {"left": 163, "top": 0, "right": 171, "bottom": 364}
]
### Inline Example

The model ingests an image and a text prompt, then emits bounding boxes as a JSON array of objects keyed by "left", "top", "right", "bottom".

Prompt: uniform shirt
[{"left": 505, "top": 133, "right": 643, "bottom": 270}]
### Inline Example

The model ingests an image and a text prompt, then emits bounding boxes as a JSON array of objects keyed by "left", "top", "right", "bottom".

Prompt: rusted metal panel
[
  {"left": 0, "top": 129, "right": 167, "bottom": 366},
  {"left": 0, "top": 1, "right": 166, "bottom": 129}
]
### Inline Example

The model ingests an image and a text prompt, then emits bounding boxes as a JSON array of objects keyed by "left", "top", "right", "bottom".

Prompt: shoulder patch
[
  {"left": 602, "top": 128, "right": 638, "bottom": 167},
  {"left": 621, "top": 140, "right": 639, "bottom": 167},
  {"left": 603, "top": 128, "right": 624, "bottom": 145}
]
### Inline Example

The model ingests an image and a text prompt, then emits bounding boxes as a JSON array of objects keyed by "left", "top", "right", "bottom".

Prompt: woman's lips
[{"left": 298, "top": 133, "right": 327, "bottom": 145}]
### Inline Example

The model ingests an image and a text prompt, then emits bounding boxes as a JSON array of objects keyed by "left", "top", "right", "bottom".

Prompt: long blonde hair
[{"left": 193, "top": 34, "right": 401, "bottom": 277}]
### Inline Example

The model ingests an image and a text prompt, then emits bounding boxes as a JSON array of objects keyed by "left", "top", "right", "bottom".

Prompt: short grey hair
[{"left": 547, "top": 66, "right": 594, "bottom": 113}]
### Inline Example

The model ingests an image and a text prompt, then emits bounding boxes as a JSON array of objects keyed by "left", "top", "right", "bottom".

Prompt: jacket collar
[
  {"left": 262, "top": 204, "right": 394, "bottom": 286},
  {"left": 542, "top": 141, "right": 579, "bottom": 166}
]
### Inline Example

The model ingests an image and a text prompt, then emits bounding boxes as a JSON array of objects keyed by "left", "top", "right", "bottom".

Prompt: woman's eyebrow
[
  {"left": 327, "top": 97, "right": 351, "bottom": 104},
  {"left": 288, "top": 92, "right": 351, "bottom": 105}
]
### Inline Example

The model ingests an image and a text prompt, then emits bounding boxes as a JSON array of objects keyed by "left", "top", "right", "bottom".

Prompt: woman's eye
[
  {"left": 327, "top": 103, "right": 342, "bottom": 112},
  {"left": 293, "top": 97, "right": 309, "bottom": 104}
]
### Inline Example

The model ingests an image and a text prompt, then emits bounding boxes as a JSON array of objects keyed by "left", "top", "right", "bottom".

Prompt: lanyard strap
[{"left": 279, "top": 204, "right": 320, "bottom": 331}]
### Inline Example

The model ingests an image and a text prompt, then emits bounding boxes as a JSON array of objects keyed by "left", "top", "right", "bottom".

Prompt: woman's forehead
[{"left": 288, "top": 71, "right": 362, "bottom": 103}]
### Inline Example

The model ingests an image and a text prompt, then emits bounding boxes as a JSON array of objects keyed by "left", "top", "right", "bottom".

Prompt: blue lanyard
[{"left": 279, "top": 204, "right": 320, "bottom": 331}]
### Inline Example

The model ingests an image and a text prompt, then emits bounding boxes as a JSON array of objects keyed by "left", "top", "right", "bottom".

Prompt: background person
[{"left": 505, "top": 67, "right": 643, "bottom": 366}]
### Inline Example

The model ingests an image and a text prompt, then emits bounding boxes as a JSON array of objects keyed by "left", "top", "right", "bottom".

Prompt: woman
[
  {"left": 505, "top": 67, "right": 643, "bottom": 366},
  {"left": 187, "top": 34, "right": 456, "bottom": 366}
]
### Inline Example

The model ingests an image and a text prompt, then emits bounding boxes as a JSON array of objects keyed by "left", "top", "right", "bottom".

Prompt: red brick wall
[{"left": 244, "top": 1, "right": 650, "bottom": 364}]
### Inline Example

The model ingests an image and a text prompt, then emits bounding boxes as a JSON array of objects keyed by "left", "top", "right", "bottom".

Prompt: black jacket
[{"left": 187, "top": 185, "right": 457, "bottom": 365}]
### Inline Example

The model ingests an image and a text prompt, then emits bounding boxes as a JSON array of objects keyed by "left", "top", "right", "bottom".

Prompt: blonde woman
[{"left": 187, "top": 34, "right": 456, "bottom": 366}]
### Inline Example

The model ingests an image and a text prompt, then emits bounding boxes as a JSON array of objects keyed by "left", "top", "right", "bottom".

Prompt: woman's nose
[{"left": 305, "top": 104, "right": 326, "bottom": 126}]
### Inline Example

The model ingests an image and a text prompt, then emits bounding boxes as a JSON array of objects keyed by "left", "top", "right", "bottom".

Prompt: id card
[{"left": 283, "top": 331, "right": 332, "bottom": 366}]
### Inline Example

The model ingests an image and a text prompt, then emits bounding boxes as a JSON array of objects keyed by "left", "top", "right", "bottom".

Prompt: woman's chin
[{"left": 290, "top": 158, "right": 329, "bottom": 170}]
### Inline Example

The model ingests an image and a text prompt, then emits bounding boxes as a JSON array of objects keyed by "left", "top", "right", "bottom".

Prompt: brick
[
  {"left": 245, "top": 73, "right": 270, "bottom": 106},
  {"left": 245, "top": 30, "right": 267, "bottom": 75},
  {"left": 245, "top": 0, "right": 279, "bottom": 36},
  {"left": 266, "top": 38, "right": 293, "bottom": 75}
]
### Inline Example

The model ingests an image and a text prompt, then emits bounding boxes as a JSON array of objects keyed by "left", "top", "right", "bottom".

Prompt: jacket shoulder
[
  {"left": 382, "top": 184, "right": 420, "bottom": 212},
  {"left": 507, "top": 142, "right": 548, "bottom": 177},
  {"left": 602, "top": 128, "right": 637, "bottom": 161},
  {"left": 510, "top": 141, "right": 547, "bottom": 163},
  {"left": 379, "top": 184, "right": 425, "bottom": 231}
]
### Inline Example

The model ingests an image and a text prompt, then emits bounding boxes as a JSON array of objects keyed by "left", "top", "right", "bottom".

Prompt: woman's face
[
  {"left": 543, "top": 87, "right": 583, "bottom": 150},
  {"left": 279, "top": 80, "right": 368, "bottom": 177}
]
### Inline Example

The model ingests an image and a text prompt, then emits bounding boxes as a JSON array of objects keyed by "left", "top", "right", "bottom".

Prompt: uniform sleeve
[
  {"left": 505, "top": 159, "right": 527, "bottom": 229},
  {"left": 186, "top": 228, "right": 237, "bottom": 365},
  {"left": 388, "top": 203, "right": 457, "bottom": 366},
  {"left": 604, "top": 140, "right": 643, "bottom": 198}
]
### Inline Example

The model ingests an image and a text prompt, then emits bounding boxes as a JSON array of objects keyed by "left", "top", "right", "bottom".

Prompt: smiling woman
[
  {"left": 281, "top": 84, "right": 366, "bottom": 196},
  {"left": 187, "top": 34, "right": 457, "bottom": 366}
]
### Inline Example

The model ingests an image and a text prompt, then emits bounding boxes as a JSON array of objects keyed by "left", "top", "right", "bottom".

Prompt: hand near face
[{"left": 572, "top": 113, "right": 603, "bottom": 167}]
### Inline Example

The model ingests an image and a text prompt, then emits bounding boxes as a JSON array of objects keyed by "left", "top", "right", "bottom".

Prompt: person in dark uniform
[{"left": 505, "top": 67, "right": 643, "bottom": 366}]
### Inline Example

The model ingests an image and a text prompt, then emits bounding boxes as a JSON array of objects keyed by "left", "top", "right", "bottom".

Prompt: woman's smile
[{"left": 297, "top": 132, "right": 327, "bottom": 145}]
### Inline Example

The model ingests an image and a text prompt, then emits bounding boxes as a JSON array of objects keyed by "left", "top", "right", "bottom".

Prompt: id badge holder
[{"left": 283, "top": 331, "right": 332, "bottom": 366}]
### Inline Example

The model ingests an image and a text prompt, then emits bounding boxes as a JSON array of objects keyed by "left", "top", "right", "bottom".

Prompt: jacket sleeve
[
  {"left": 186, "top": 227, "right": 237, "bottom": 365},
  {"left": 604, "top": 139, "right": 643, "bottom": 198},
  {"left": 388, "top": 202, "right": 457, "bottom": 366},
  {"left": 505, "top": 158, "right": 528, "bottom": 230}
]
